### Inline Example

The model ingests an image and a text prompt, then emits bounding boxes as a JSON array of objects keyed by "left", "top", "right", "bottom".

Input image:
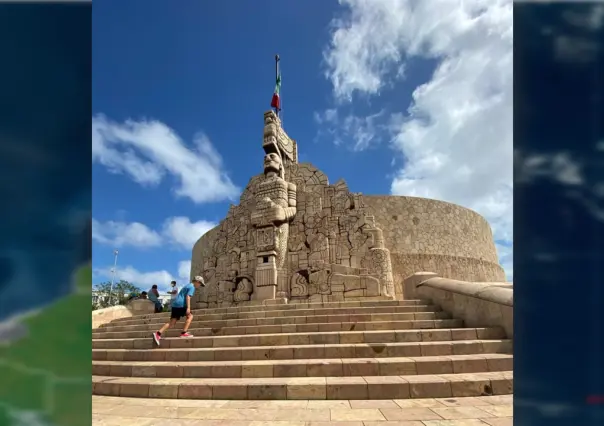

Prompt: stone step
[
  {"left": 95, "top": 310, "right": 450, "bottom": 335},
  {"left": 93, "top": 338, "right": 513, "bottom": 362},
  {"left": 93, "top": 317, "right": 458, "bottom": 340},
  {"left": 92, "top": 353, "right": 513, "bottom": 378},
  {"left": 103, "top": 304, "right": 440, "bottom": 328},
  {"left": 93, "top": 321, "right": 497, "bottom": 350},
  {"left": 100, "top": 299, "right": 432, "bottom": 327},
  {"left": 92, "top": 370, "right": 513, "bottom": 400}
]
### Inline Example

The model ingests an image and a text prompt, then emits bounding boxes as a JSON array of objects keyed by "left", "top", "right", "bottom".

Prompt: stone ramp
[
  {"left": 92, "top": 394, "right": 513, "bottom": 425},
  {"left": 92, "top": 299, "right": 513, "bottom": 401}
]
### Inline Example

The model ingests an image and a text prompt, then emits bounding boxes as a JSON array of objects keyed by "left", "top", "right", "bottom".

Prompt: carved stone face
[
  {"left": 263, "top": 135, "right": 278, "bottom": 156},
  {"left": 264, "top": 110, "right": 277, "bottom": 125},
  {"left": 263, "top": 153, "right": 282, "bottom": 175}
]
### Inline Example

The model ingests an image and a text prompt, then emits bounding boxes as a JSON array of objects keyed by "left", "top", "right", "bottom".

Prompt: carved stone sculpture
[
  {"left": 250, "top": 139, "right": 297, "bottom": 301},
  {"left": 233, "top": 277, "right": 253, "bottom": 302},
  {"left": 190, "top": 110, "right": 397, "bottom": 307}
]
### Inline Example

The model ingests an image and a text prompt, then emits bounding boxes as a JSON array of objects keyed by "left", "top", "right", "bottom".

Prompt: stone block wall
[
  {"left": 363, "top": 196, "right": 505, "bottom": 296},
  {"left": 92, "top": 301, "right": 156, "bottom": 329},
  {"left": 92, "top": 305, "right": 132, "bottom": 329}
]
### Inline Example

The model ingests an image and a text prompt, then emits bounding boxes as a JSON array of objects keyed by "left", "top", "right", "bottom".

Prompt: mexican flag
[{"left": 270, "top": 73, "right": 281, "bottom": 110}]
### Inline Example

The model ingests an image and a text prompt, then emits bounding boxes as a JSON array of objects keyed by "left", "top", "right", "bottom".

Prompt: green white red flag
[{"left": 270, "top": 73, "right": 281, "bottom": 110}]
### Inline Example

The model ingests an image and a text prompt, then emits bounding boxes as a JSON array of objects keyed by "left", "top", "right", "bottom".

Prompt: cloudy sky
[{"left": 92, "top": 0, "right": 512, "bottom": 293}]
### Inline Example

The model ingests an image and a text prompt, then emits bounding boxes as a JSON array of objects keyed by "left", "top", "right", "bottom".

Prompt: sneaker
[
  {"left": 152, "top": 332, "right": 161, "bottom": 346},
  {"left": 180, "top": 332, "right": 193, "bottom": 338}
]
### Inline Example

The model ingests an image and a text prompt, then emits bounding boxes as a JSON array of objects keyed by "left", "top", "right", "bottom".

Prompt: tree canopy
[{"left": 92, "top": 280, "right": 141, "bottom": 309}]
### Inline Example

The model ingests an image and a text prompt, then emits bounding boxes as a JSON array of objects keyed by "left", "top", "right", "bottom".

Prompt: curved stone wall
[
  {"left": 362, "top": 195, "right": 505, "bottom": 295},
  {"left": 192, "top": 194, "right": 505, "bottom": 297},
  {"left": 191, "top": 225, "right": 220, "bottom": 279}
]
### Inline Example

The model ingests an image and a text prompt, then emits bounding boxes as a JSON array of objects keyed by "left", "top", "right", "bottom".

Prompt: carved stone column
[{"left": 249, "top": 111, "right": 298, "bottom": 302}]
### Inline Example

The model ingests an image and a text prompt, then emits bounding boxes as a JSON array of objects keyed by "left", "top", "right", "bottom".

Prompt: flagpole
[{"left": 275, "top": 54, "right": 280, "bottom": 118}]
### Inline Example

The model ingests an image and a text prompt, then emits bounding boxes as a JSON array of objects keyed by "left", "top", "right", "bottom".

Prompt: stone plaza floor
[{"left": 92, "top": 394, "right": 512, "bottom": 425}]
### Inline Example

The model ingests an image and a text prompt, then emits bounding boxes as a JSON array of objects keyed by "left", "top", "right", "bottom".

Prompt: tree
[{"left": 93, "top": 280, "right": 141, "bottom": 308}]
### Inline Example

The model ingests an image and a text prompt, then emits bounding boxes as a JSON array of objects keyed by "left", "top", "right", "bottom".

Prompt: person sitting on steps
[
  {"left": 148, "top": 284, "right": 163, "bottom": 313},
  {"left": 152, "top": 276, "right": 205, "bottom": 345}
]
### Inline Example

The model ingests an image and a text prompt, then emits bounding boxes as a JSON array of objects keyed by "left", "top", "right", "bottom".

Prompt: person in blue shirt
[{"left": 152, "top": 276, "right": 205, "bottom": 345}]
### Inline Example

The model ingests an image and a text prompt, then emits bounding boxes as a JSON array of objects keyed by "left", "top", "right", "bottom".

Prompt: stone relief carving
[
  {"left": 290, "top": 271, "right": 308, "bottom": 298},
  {"left": 233, "top": 276, "right": 253, "bottom": 302},
  {"left": 190, "top": 110, "right": 396, "bottom": 308}
]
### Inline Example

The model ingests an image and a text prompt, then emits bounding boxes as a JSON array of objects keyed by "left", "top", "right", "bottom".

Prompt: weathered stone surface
[
  {"left": 190, "top": 111, "right": 503, "bottom": 306},
  {"left": 190, "top": 111, "right": 397, "bottom": 306},
  {"left": 406, "top": 273, "right": 514, "bottom": 338},
  {"left": 362, "top": 196, "right": 505, "bottom": 296}
]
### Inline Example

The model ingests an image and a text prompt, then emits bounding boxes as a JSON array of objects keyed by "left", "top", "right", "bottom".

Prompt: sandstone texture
[{"left": 190, "top": 111, "right": 504, "bottom": 306}]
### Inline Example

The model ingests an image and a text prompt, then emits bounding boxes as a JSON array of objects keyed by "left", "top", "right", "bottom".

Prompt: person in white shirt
[{"left": 168, "top": 280, "right": 179, "bottom": 307}]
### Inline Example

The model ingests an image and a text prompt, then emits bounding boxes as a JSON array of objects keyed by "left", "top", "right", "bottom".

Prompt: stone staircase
[{"left": 92, "top": 299, "right": 513, "bottom": 401}]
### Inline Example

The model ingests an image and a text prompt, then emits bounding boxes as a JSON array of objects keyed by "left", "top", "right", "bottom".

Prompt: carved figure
[
  {"left": 190, "top": 110, "right": 398, "bottom": 307},
  {"left": 251, "top": 149, "right": 297, "bottom": 300}
]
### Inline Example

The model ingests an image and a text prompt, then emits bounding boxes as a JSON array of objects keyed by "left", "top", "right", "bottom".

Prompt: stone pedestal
[
  {"left": 254, "top": 250, "right": 278, "bottom": 302},
  {"left": 127, "top": 299, "right": 155, "bottom": 315},
  {"left": 253, "top": 285, "right": 276, "bottom": 301}
]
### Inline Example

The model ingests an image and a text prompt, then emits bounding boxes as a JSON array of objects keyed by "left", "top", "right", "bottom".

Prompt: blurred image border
[
  {"left": 0, "top": 2, "right": 91, "bottom": 425},
  {"left": 514, "top": 2, "right": 604, "bottom": 424}
]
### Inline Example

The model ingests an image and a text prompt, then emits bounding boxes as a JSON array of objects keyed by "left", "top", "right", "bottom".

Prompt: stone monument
[{"left": 190, "top": 111, "right": 505, "bottom": 308}]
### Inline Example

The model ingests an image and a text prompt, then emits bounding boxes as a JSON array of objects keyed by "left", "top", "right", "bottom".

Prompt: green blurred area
[{"left": 0, "top": 264, "right": 91, "bottom": 426}]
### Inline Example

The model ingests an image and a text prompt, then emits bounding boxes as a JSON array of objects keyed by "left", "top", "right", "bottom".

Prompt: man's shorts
[{"left": 170, "top": 307, "right": 188, "bottom": 320}]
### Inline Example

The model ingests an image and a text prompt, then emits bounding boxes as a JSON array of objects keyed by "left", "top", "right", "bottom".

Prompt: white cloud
[
  {"left": 92, "top": 115, "right": 240, "bottom": 204},
  {"left": 91, "top": 218, "right": 161, "bottom": 248},
  {"left": 162, "top": 217, "right": 217, "bottom": 249},
  {"left": 537, "top": 4, "right": 603, "bottom": 65},
  {"left": 92, "top": 216, "right": 217, "bottom": 249},
  {"left": 516, "top": 151, "right": 604, "bottom": 223},
  {"left": 554, "top": 35, "right": 599, "bottom": 64},
  {"left": 94, "top": 265, "right": 175, "bottom": 292},
  {"left": 93, "top": 260, "right": 193, "bottom": 293},
  {"left": 314, "top": 108, "right": 385, "bottom": 150},
  {"left": 496, "top": 242, "right": 513, "bottom": 282},
  {"left": 323, "top": 0, "right": 513, "bottom": 278},
  {"left": 177, "top": 260, "right": 192, "bottom": 280},
  {"left": 562, "top": 5, "right": 604, "bottom": 31},
  {"left": 516, "top": 152, "right": 583, "bottom": 186}
]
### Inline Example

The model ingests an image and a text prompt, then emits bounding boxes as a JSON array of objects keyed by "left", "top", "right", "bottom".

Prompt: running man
[{"left": 152, "top": 276, "right": 205, "bottom": 345}]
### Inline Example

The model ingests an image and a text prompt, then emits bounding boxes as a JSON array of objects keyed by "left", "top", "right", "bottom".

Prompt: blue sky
[{"left": 92, "top": 0, "right": 513, "bottom": 293}]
